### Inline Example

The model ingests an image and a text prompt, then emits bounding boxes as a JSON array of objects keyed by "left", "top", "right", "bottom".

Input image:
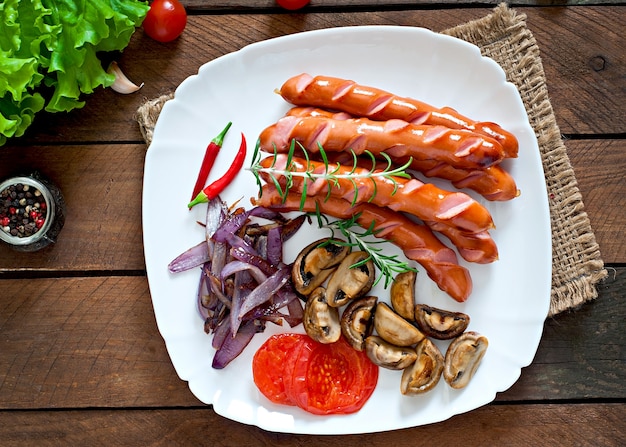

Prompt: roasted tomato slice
[
  {"left": 288, "top": 336, "right": 379, "bottom": 415},
  {"left": 252, "top": 333, "right": 311, "bottom": 405}
]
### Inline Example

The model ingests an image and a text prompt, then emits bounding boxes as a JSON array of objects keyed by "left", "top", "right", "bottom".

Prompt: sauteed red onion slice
[
  {"left": 266, "top": 226, "right": 283, "bottom": 266},
  {"left": 170, "top": 199, "right": 306, "bottom": 369},
  {"left": 168, "top": 199, "right": 228, "bottom": 273},
  {"left": 212, "top": 319, "right": 264, "bottom": 369},
  {"left": 220, "top": 260, "right": 268, "bottom": 284},
  {"left": 230, "top": 247, "right": 278, "bottom": 276},
  {"left": 237, "top": 267, "right": 291, "bottom": 320},
  {"left": 168, "top": 241, "right": 210, "bottom": 273}
]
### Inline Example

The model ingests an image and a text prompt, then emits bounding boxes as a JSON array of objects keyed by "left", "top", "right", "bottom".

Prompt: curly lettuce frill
[{"left": 0, "top": 0, "right": 149, "bottom": 146}]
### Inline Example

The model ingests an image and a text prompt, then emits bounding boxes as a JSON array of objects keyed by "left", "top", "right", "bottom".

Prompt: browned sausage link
[
  {"left": 258, "top": 154, "right": 495, "bottom": 234},
  {"left": 425, "top": 222, "right": 498, "bottom": 264},
  {"left": 284, "top": 106, "right": 353, "bottom": 120},
  {"left": 252, "top": 184, "right": 473, "bottom": 302},
  {"left": 279, "top": 73, "right": 519, "bottom": 158},
  {"left": 404, "top": 157, "right": 520, "bottom": 201},
  {"left": 258, "top": 115, "right": 505, "bottom": 170},
  {"left": 259, "top": 155, "right": 498, "bottom": 263},
  {"left": 283, "top": 107, "right": 519, "bottom": 201}
]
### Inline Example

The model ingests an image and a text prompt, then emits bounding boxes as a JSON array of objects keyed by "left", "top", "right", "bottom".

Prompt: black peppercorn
[{"left": 0, "top": 173, "right": 65, "bottom": 252}]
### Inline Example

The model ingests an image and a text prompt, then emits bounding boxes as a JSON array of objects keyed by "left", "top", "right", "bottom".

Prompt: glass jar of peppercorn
[{"left": 0, "top": 172, "right": 66, "bottom": 252}]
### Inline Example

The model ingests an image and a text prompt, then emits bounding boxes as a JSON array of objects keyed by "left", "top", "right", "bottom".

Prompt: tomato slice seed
[
  {"left": 253, "top": 334, "right": 379, "bottom": 415},
  {"left": 252, "top": 333, "right": 310, "bottom": 405},
  {"left": 289, "top": 337, "right": 379, "bottom": 415}
]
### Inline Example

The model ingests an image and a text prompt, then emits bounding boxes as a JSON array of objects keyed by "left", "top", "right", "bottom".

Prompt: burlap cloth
[{"left": 136, "top": 4, "right": 607, "bottom": 317}]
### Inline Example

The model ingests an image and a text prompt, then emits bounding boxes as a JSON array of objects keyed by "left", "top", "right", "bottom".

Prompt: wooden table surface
[{"left": 1, "top": 2, "right": 624, "bottom": 445}]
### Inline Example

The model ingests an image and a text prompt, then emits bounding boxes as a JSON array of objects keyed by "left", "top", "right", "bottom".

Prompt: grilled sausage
[
  {"left": 258, "top": 154, "right": 495, "bottom": 234},
  {"left": 279, "top": 73, "right": 519, "bottom": 158},
  {"left": 425, "top": 223, "right": 498, "bottom": 264},
  {"left": 252, "top": 184, "right": 473, "bottom": 302},
  {"left": 409, "top": 158, "right": 519, "bottom": 201},
  {"left": 259, "top": 115, "right": 505, "bottom": 170},
  {"left": 281, "top": 107, "right": 519, "bottom": 201}
]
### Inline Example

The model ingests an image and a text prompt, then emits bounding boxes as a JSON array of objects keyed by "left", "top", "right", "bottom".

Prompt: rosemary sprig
[
  {"left": 249, "top": 139, "right": 413, "bottom": 207},
  {"left": 313, "top": 210, "right": 417, "bottom": 289}
]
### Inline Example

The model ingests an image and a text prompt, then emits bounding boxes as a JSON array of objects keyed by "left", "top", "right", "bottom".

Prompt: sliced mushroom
[
  {"left": 364, "top": 335, "right": 418, "bottom": 370},
  {"left": 443, "top": 331, "right": 489, "bottom": 389},
  {"left": 373, "top": 302, "right": 425, "bottom": 347},
  {"left": 292, "top": 238, "right": 350, "bottom": 296},
  {"left": 325, "top": 251, "right": 375, "bottom": 307},
  {"left": 400, "top": 338, "right": 444, "bottom": 395},
  {"left": 303, "top": 287, "right": 341, "bottom": 344},
  {"left": 340, "top": 296, "right": 377, "bottom": 351},
  {"left": 390, "top": 270, "right": 417, "bottom": 320},
  {"left": 414, "top": 304, "right": 470, "bottom": 340}
]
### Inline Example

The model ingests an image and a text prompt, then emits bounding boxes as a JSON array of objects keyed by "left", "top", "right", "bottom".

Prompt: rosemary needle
[
  {"left": 249, "top": 139, "right": 413, "bottom": 205},
  {"left": 315, "top": 212, "right": 417, "bottom": 289},
  {"left": 249, "top": 139, "right": 417, "bottom": 287}
]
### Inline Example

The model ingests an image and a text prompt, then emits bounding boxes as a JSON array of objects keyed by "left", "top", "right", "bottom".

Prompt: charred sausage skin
[
  {"left": 259, "top": 115, "right": 505, "bottom": 170},
  {"left": 279, "top": 74, "right": 519, "bottom": 159},
  {"left": 252, "top": 184, "right": 473, "bottom": 302},
  {"left": 283, "top": 107, "right": 519, "bottom": 201}
]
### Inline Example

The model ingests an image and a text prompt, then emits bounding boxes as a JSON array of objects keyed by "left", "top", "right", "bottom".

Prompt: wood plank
[
  {"left": 182, "top": 0, "right": 626, "bottom": 9},
  {"left": 0, "top": 145, "right": 146, "bottom": 272},
  {"left": 0, "top": 404, "right": 623, "bottom": 446},
  {"left": 1, "top": 138, "right": 623, "bottom": 271},
  {"left": 0, "top": 272, "right": 623, "bottom": 409},
  {"left": 10, "top": 7, "right": 624, "bottom": 146},
  {"left": 0, "top": 277, "right": 198, "bottom": 409},
  {"left": 568, "top": 138, "right": 626, "bottom": 263},
  {"left": 499, "top": 266, "right": 626, "bottom": 401}
]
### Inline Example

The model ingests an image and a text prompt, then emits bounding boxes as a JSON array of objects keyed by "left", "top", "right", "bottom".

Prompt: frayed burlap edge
[
  {"left": 444, "top": 3, "right": 607, "bottom": 316},
  {"left": 136, "top": 4, "right": 608, "bottom": 317},
  {"left": 135, "top": 92, "right": 174, "bottom": 147}
]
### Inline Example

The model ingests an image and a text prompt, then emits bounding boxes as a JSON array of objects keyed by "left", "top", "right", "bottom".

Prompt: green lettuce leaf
[{"left": 0, "top": 0, "right": 149, "bottom": 145}]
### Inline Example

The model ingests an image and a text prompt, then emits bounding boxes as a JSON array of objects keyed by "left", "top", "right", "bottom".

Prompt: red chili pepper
[
  {"left": 187, "top": 132, "right": 247, "bottom": 209},
  {"left": 190, "top": 121, "right": 233, "bottom": 201}
]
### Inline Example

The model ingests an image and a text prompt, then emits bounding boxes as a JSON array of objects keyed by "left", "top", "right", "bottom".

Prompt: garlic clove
[{"left": 107, "top": 61, "right": 143, "bottom": 94}]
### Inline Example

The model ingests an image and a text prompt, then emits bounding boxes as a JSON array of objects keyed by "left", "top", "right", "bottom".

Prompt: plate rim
[{"left": 143, "top": 24, "right": 552, "bottom": 434}]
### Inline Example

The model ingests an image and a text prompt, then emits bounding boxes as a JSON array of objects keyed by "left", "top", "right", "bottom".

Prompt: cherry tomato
[
  {"left": 276, "top": 0, "right": 310, "bottom": 11},
  {"left": 252, "top": 333, "right": 311, "bottom": 405},
  {"left": 287, "top": 337, "right": 378, "bottom": 415},
  {"left": 143, "top": 0, "right": 187, "bottom": 43}
]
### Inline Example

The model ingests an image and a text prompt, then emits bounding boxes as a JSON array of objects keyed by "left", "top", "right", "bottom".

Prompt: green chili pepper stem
[
  {"left": 187, "top": 133, "right": 247, "bottom": 210},
  {"left": 187, "top": 191, "right": 209, "bottom": 209},
  {"left": 212, "top": 121, "right": 232, "bottom": 146}
]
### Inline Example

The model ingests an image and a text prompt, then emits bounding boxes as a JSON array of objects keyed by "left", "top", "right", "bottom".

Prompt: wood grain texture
[
  {"left": 180, "top": 0, "right": 626, "bottom": 10},
  {"left": 0, "top": 277, "right": 197, "bottom": 409},
  {"left": 0, "top": 272, "right": 623, "bottom": 410},
  {"left": 567, "top": 139, "right": 626, "bottom": 264},
  {"left": 1, "top": 139, "right": 623, "bottom": 270},
  {"left": 0, "top": 5, "right": 623, "bottom": 444},
  {"left": 0, "top": 145, "right": 146, "bottom": 272},
  {"left": 0, "top": 404, "right": 624, "bottom": 446},
  {"left": 9, "top": 7, "right": 624, "bottom": 146}
]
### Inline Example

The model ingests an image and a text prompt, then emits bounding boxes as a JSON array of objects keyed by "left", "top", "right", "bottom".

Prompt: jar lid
[{"left": 0, "top": 176, "right": 56, "bottom": 247}]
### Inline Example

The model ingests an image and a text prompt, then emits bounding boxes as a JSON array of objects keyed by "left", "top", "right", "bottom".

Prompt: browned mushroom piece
[
  {"left": 292, "top": 238, "right": 350, "bottom": 296},
  {"left": 414, "top": 304, "right": 470, "bottom": 340},
  {"left": 364, "top": 335, "right": 418, "bottom": 370},
  {"left": 400, "top": 338, "right": 444, "bottom": 395},
  {"left": 302, "top": 286, "right": 341, "bottom": 344},
  {"left": 390, "top": 270, "right": 417, "bottom": 321},
  {"left": 340, "top": 296, "right": 378, "bottom": 351},
  {"left": 325, "top": 251, "right": 375, "bottom": 307},
  {"left": 443, "top": 331, "right": 489, "bottom": 389},
  {"left": 373, "top": 302, "right": 425, "bottom": 347}
]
